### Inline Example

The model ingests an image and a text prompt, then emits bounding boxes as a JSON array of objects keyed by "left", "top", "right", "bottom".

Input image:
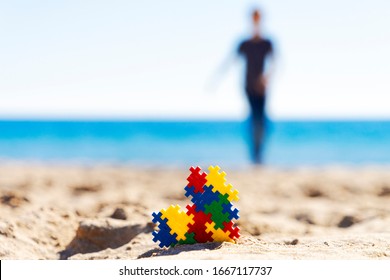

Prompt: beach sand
[{"left": 1, "top": 163, "right": 389, "bottom": 260}]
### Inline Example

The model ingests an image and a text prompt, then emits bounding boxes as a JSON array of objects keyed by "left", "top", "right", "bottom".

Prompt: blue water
[{"left": 0, "top": 120, "right": 389, "bottom": 167}]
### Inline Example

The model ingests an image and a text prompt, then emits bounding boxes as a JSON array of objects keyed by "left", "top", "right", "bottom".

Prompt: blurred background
[{"left": 1, "top": 0, "right": 390, "bottom": 167}]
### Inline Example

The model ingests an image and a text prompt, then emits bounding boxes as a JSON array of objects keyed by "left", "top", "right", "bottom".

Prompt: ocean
[{"left": 0, "top": 120, "right": 389, "bottom": 167}]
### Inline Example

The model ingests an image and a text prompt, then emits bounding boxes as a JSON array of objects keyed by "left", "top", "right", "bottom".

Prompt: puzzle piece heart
[{"left": 152, "top": 165, "right": 240, "bottom": 248}]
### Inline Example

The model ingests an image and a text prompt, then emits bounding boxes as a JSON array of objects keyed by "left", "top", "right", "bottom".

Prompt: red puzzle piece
[
  {"left": 186, "top": 204, "right": 214, "bottom": 243},
  {"left": 222, "top": 221, "right": 241, "bottom": 239},
  {"left": 186, "top": 166, "right": 207, "bottom": 194}
]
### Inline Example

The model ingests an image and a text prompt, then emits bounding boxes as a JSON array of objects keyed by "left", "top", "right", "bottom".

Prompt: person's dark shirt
[{"left": 238, "top": 38, "right": 273, "bottom": 92}]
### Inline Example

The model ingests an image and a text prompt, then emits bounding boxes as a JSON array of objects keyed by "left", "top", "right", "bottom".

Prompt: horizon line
[{"left": 0, "top": 116, "right": 390, "bottom": 122}]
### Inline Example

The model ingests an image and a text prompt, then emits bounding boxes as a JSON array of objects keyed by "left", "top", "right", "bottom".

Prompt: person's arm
[
  {"left": 259, "top": 42, "right": 275, "bottom": 92},
  {"left": 205, "top": 42, "right": 243, "bottom": 92}
]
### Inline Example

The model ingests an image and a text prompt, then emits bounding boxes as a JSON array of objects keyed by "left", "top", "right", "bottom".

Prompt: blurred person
[{"left": 237, "top": 8, "right": 274, "bottom": 164}]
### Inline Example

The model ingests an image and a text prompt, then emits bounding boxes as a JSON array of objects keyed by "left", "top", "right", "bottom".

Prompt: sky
[{"left": 1, "top": 0, "right": 390, "bottom": 120}]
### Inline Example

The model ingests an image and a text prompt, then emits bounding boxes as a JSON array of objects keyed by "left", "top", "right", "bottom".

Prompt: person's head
[
  {"left": 252, "top": 9, "right": 262, "bottom": 25},
  {"left": 251, "top": 8, "right": 262, "bottom": 37}
]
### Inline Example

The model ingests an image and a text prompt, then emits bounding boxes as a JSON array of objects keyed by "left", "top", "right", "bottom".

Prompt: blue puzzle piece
[
  {"left": 185, "top": 185, "right": 220, "bottom": 208},
  {"left": 152, "top": 211, "right": 171, "bottom": 231},
  {"left": 152, "top": 211, "right": 164, "bottom": 224},
  {"left": 194, "top": 185, "right": 223, "bottom": 212},
  {"left": 152, "top": 211, "right": 179, "bottom": 248},
  {"left": 222, "top": 202, "right": 240, "bottom": 220},
  {"left": 184, "top": 185, "right": 203, "bottom": 204},
  {"left": 152, "top": 229, "right": 178, "bottom": 248}
]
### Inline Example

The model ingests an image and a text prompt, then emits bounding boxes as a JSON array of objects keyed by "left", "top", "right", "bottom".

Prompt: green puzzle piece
[
  {"left": 204, "top": 200, "right": 230, "bottom": 229},
  {"left": 178, "top": 232, "right": 196, "bottom": 245},
  {"left": 217, "top": 192, "right": 230, "bottom": 205}
]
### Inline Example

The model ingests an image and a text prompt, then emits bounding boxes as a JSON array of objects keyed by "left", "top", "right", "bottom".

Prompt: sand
[{"left": 0, "top": 163, "right": 390, "bottom": 260}]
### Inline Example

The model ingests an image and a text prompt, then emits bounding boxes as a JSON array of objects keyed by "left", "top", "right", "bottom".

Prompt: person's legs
[
  {"left": 246, "top": 92, "right": 266, "bottom": 164},
  {"left": 252, "top": 119, "right": 264, "bottom": 163}
]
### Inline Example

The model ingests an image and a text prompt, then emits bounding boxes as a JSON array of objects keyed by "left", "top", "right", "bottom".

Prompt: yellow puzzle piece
[
  {"left": 161, "top": 205, "right": 194, "bottom": 241},
  {"left": 206, "top": 165, "right": 239, "bottom": 202},
  {"left": 205, "top": 221, "right": 234, "bottom": 243}
]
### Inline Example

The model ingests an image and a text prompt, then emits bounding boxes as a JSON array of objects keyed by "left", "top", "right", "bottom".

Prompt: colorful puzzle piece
[
  {"left": 152, "top": 165, "right": 240, "bottom": 248},
  {"left": 160, "top": 204, "right": 194, "bottom": 241},
  {"left": 205, "top": 221, "right": 234, "bottom": 243},
  {"left": 186, "top": 204, "right": 214, "bottom": 243},
  {"left": 187, "top": 166, "right": 207, "bottom": 193}
]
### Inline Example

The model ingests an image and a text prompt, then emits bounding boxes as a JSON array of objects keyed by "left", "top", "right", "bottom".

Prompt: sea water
[{"left": 0, "top": 120, "right": 389, "bottom": 167}]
